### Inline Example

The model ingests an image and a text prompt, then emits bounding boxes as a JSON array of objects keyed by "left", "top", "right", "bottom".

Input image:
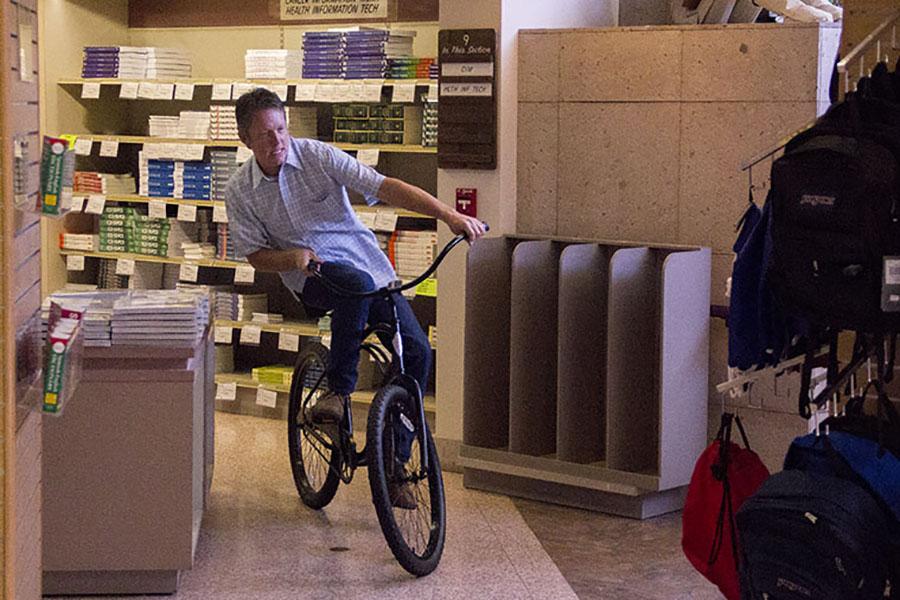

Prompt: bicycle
[{"left": 286, "top": 231, "right": 477, "bottom": 577}]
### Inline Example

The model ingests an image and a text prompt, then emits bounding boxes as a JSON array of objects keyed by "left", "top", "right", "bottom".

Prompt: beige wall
[
  {"left": 841, "top": 0, "right": 899, "bottom": 56},
  {"left": 516, "top": 22, "right": 840, "bottom": 470}
]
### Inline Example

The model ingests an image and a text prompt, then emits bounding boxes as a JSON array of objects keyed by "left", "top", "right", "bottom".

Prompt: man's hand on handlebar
[
  {"left": 290, "top": 247, "right": 321, "bottom": 276},
  {"left": 446, "top": 212, "right": 487, "bottom": 243}
]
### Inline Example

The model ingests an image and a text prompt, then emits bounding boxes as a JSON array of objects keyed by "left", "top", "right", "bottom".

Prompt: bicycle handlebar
[{"left": 309, "top": 222, "right": 489, "bottom": 299}]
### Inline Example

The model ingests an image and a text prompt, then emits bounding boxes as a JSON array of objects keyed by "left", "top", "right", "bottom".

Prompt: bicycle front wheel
[
  {"left": 366, "top": 384, "right": 446, "bottom": 576},
  {"left": 288, "top": 345, "right": 341, "bottom": 509}
]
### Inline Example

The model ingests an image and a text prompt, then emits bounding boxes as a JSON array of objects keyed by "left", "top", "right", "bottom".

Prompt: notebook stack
[
  {"left": 302, "top": 31, "right": 346, "bottom": 79},
  {"left": 422, "top": 97, "right": 438, "bottom": 147},
  {"left": 429, "top": 62, "right": 439, "bottom": 79},
  {"left": 236, "top": 293, "right": 268, "bottom": 321},
  {"left": 251, "top": 312, "right": 284, "bottom": 325},
  {"left": 143, "top": 47, "right": 192, "bottom": 79},
  {"left": 60, "top": 233, "right": 96, "bottom": 252},
  {"left": 82, "top": 301, "right": 115, "bottom": 347},
  {"left": 99, "top": 208, "right": 171, "bottom": 257},
  {"left": 73, "top": 171, "right": 136, "bottom": 195},
  {"left": 245, "top": 49, "right": 302, "bottom": 79},
  {"left": 392, "top": 230, "right": 437, "bottom": 280},
  {"left": 210, "top": 150, "right": 239, "bottom": 200},
  {"left": 110, "top": 290, "right": 209, "bottom": 347},
  {"left": 386, "top": 57, "right": 434, "bottom": 80},
  {"left": 209, "top": 106, "right": 239, "bottom": 141},
  {"left": 97, "top": 259, "right": 128, "bottom": 289},
  {"left": 216, "top": 224, "right": 243, "bottom": 261},
  {"left": 178, "top": 111, "right": 211, "bottom": 139},
  {"left": 332, "top": 103, "right": 404, "bottom": 145},
  {"left": 81, "top": 47, "right": 123, "bottom": 78},
  {"left": 343, "top": 29, "right": 415, "bottom": 79}
]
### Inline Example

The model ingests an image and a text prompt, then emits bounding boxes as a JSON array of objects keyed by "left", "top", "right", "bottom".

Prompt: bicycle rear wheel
[
  {"left": 366, "top": 384, "right": 446, "bottom": 576},
  {"left": 287, "top": 344, "right": 341, "bottom": 509}
]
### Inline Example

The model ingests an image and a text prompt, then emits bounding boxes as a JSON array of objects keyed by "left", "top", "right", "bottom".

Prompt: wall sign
[
  {"left": 281, "top": 0, "right": 387, "bottom": 20},
  {"left": 437, "top": 29, "right": 497, "bottom": 170}
]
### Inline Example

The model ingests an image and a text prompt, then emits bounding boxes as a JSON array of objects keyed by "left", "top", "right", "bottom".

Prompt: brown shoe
[
  {"left": 308, "top": 391, "right": 346, "bottom": 424},
  {"left": 388, "top": 480, "right": 417, "bottom": 510}
]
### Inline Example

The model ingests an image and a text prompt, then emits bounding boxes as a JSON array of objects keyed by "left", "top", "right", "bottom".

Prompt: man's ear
[{"left": 238, "top": 131, "right": 250, "bottom": 147}]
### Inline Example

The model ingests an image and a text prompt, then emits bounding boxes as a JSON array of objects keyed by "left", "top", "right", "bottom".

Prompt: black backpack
[
  {"left": 767, "top": 95, "right": 900, "bottom": 333},
  {"left": 736, "top": 469, "right": 894, "bottom": 599}
]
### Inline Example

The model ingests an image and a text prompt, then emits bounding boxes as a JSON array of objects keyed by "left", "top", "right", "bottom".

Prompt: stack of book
[
  {"left": 422, "top": 97, "right": 438, "bottom": 147},
  {"left": 209, "top": 106, "right": 239, "bottom": 141},
  {"left": 99, "top": 207, "right": 170, "bottom": 257},
  {"left": 392, "top": 230, "right": 437, "bottom": 280},
  {"left": 141, "top": 159, "right": 212, "bottom": 200},
  {"left": 81, "top": 47, "right": 124, "bottom": 78},
  {"left": 180, "top": 242, "right": 216, "bottom": 261},
  {"left": 110, "top": 290, "right": 209, "bottom": 347},
  {"left": 252, "top": 365, "right": 294, "bottom": 387},
  {"left": 143, "top": 47, "right": 192, "bottom": 79},
  {"left": 386, "top": 57, "right": 434, "bottom": 80},
  {"left": 60, "top": 233, "right": 96, "bottom": 252},
  {"left": 251, "top": 312, "right": 284, "bottom": 325},
  {"left": 210, "top": 150, "right": 240, "bottom": 200},
  {"left": 302, "top": 31, "right": 345, "bottom": 79},
  {"left": 244, "top": 49, "right": 302, "bottom": 79},
  {"left": 73, "top": 171, "right": 136, "bottom": 195},
  {"left": 343, "top": 29, "right": 415, "bottom": 79},
  {"left": 215, "top": 224, "right": 240, "bottom": 261},
  {"left": 148, "top": 115, "right": 181, "bottom": 138},
  {"left": 97, "top": 258, "right": 128, "bottom": 289},
  {"left": 81, "top": 46, "right": 192, "bottom": 79},
  {"left": 178, "top": 111, "right": 211, "bottom": 139}
]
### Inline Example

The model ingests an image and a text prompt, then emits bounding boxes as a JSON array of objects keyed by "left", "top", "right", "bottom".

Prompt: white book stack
[
  {"left": 144, "top": 47, "right": 192, "bottom": 79},
  {"left": 393, "top": 231, "right": 437, "bottom": 280},
  {"left": 251, "top": 312, "right": 284, "bottom": 325},
  {"left": 110, "top": 290, "right": 208, "bottom": 347},
  {"left": 168, "top": 221, "right": 200, "bottom": 257},
  {"left": 178, "top": 111, "right": 211, "bottom": 139},
  {"left": 180, "top": 242, "right": 217, "bottom": 261},
  {"left": 209, "top": 105, "right": 239, "bottom": 141},
  {"left": 61, "top": 233, "right": 97, "bottom": 252},
  {"left": 245, "top": 49, "right": 302, "bottom": 79},
  {"left": 149, "top": 115, "right": 181, "bottom": 138},
  {"left": 236, "top": 293, "right": 268, "bottom": 321},
  {"left": 117, "top": 46, "right": 151, "bottom": 79}
]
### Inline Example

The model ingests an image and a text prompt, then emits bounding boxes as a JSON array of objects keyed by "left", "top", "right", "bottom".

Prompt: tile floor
[{"left": 63, "top": 412, "right": 721, "bottom": 599}]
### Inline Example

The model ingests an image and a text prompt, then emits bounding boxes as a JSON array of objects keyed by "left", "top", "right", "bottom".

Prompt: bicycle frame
[{"left": 308, "top": 231, "right": 476, "bottom": 479}]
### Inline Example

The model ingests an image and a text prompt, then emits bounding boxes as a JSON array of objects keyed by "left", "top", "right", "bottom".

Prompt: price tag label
[
  {"left": 119, "top": 82, "right": 139, "bottom": 99},
  {"left": 278, "top": 332, "right": 300, "bottom": 352},
  {"left": 427, "top": 83, "right": 438, "bottom": 101},
  {"left": 232, "top": 82, "right": 254, "bottom": 98},
  {"left": 214, "top": 325, "right": 233, "bottom": 344},
  {"left": 364, "top": 83, "right": 384, "bottom": 102},
  {"left": 211, "top": 83, "right": 232, "bottom": 101},
  {"left": 177, "top": 204, "right": 198, "bottom": 222},
  {"left": 73, "top": 137, "right": 93, "bottom": 156},
  {"left": 269, "top": 84, "right": 289, "bottom": 101},
  {"left": 148, "top": 200, "right": 167, "bottom": 219},
  {"left": 99, "top": 140, "right": 119, "bottom": 158},
  {"left": 357, "top": 148, "right": 379, "bottom": 166},
  {"left": 179, "top": 262, "right": 199, "bottom": 282},
  {"left": 115, "top": 258, "right": 135, "bottom": 276},
  {"left": 357, "top": 211, "right": 377, "bottom": 229},
  {"left": 212, "top": 204, "right": 228, "bottom": 223},
  {"left": 320, "top": 334, "right": 332, "bottom": 349},
  {"left": 234, "top": 264, "right": 255, "bottom": 285},
  {"left": 70, "top": 196, "right": 86, "bottom": 213},
  {"left": 374, "top": 210, "right": 399, "bottom": 232},
  {"left": 256, "top": 387, "right": 278, "bottom": 408},
  {"left": 294, "top": 84, "right": 317, "bottom": 102},
  {"left": 156, "top": 83, "right": 175, "bottom": 100},
  {"left": 138, "top": 81, "right": 155, "bottom": 99},
  {"left": 84, "top": 194, "right": 106, "bottom": 215},
  {"left": 216, "top": 382, "right": 237, "bottom": 401},
  {"left": 174, "top": 83, "right": 195, "bottom": 101},
  {"left": 391, "top": 83, "right": 416, "bottom": 103},
  {"left": 66, "top": 254, "right": 85, "bottom": 271},
  {"left": 240, "top": 325, "right": 262, "bottom": 345},
  {"left": 81, "top": 82, "right": 101, "bottom": 99}
]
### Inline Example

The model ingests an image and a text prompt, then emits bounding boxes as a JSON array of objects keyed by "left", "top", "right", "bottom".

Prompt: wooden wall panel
[
  {"left": 14, "top": 410, "right": 41, "bottom": 600},
  {"left": 129, "top": 0, "right": 437, "bottom": 28}
]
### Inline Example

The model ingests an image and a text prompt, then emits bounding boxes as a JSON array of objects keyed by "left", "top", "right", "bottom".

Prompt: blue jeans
[{"left": 301, "top": 261, "right": 430, "bottom": 463}]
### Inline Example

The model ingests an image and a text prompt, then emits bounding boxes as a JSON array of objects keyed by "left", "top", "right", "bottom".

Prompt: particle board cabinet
[
  {"left": 461, "top": 235, "right": 710, "bottom": 518},
  {"left": 41, "top": 335, "right": 215, "bottom": 596}
]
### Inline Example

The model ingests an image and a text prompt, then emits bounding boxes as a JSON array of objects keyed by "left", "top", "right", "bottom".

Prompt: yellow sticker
[
  {"left": 59, "top": 134, "right": 78, "bottom": 149},
  {"left": 45, "top": 193, "right": 58, "bottom": 206},
  {"left": 44, "top": 392, "right": 58, "bottom": 405},
  {"left": 416, "top": 277, "right": 437, "bottom": 298}
]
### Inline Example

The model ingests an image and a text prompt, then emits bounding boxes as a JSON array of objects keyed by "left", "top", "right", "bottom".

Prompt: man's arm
[
  {"left": 246, "top": 247, "right": 319, "bottom": 275},
  {"left": 376, "top": 177, "right": 486, "bottom": 242}
]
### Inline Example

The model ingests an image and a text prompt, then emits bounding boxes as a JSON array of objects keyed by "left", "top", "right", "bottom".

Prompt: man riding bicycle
[{"left": 225, "top": 88, "right": 485, "bottom": 508}]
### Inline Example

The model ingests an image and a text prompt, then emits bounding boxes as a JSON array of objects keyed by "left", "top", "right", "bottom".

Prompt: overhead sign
[{"left": 281, "top": 0, "right": 387, "bottom": 20}]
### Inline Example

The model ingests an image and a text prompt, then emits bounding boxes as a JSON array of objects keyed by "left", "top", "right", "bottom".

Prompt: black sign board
[{"left": 437, "top": 28, "right": 496, "bottom": 170}]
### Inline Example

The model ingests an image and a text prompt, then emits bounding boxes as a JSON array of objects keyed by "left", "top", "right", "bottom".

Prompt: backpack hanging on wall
[{"left": 682, "top": 413, "right": 770, "bottom": 600}]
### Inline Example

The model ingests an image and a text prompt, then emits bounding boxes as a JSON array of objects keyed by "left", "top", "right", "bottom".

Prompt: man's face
[{"left": 243, "top": 108, "right": 289, "bottom": 176}]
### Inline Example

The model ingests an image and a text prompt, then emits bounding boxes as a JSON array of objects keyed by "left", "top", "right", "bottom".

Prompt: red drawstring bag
[{"left": 682, "top": 413, "right": 770, "bottom": 600}]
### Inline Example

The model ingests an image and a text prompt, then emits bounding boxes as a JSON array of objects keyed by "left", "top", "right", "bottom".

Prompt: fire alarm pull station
[{"left": 456, "top": 188, "right": 477, "bottom": 217}]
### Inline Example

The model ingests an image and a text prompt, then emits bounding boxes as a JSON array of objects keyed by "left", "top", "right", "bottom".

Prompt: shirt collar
[{"left": 249, "top": 139, "right": 300, "bottom": 189}]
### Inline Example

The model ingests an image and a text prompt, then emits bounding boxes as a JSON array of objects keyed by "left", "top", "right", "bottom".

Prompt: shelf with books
[
  {"left": 60, "top": 77, "right": 435, "bottom": 87},
  {"left": 59, "top": 249, "right": 246, "bottom": 270},
  {"left": 68, "top": 134, "right": 437, "bottom": 154}
]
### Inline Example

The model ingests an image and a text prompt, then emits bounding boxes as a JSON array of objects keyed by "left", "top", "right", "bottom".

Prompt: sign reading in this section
[
  {"left": 437, "top": 29, "right": 497, "bottom": 171},
  {"left": 280, "top": 0, "right": 387, "bottom": 21}
]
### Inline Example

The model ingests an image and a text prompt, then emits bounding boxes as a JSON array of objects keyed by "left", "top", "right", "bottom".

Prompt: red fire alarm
[{"left": 455, "top": 188, "right": 477, "bottom": 217}]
